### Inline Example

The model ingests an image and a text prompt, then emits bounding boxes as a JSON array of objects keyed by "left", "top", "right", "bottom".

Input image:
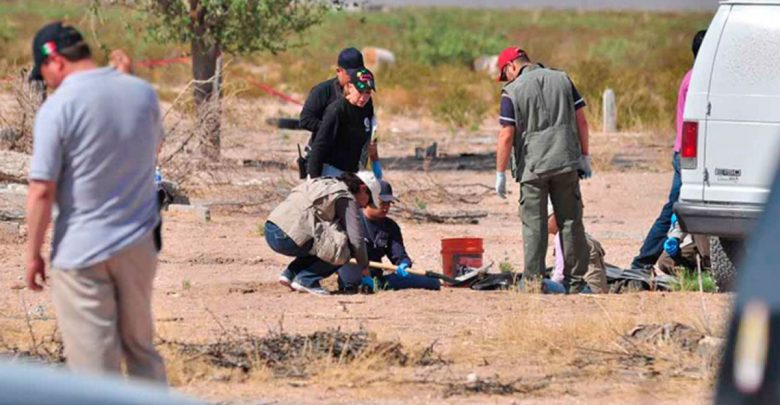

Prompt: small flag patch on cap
[{"left": 41, "top": 41, "right": 57, "bottom": 57}]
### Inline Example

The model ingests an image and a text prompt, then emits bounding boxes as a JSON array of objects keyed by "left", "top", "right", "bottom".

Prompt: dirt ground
[{"left": 0, "top": 97, "right": 732, "bottom": 404}]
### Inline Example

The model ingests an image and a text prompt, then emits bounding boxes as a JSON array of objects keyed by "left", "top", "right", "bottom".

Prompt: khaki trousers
[
  {"left": 584, "top": 234, "right": 609, "bottom": 294},
  {"left": 51, "top": 232, "right": 167, "bottom": 384}
]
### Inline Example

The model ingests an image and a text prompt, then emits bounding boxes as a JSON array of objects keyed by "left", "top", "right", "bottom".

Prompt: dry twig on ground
[
  {"left": 0, "top": 293, "right": 65, "bottom": 364},
  {"left": 161, "top": 326, "right": 447, "bottom": 379},
  {"left": 396, "top": 176, "right": 494, "bottom": 206},
  {"left": 395, "top": 205, "right": 487, "bottom": 225}
]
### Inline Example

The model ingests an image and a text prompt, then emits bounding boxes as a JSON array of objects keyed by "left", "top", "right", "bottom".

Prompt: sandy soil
[{"left": 0, "top": 99, "right": 731, "bottom": 404}]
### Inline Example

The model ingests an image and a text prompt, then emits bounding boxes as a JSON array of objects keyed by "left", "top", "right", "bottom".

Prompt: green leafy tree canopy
[{"left": 137, "top": 0, "right": 340, "bottom": 55}]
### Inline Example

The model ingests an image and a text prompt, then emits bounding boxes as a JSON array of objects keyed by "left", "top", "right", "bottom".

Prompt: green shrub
[
  {"left": 432, "top": 85, "right": 488, "bottom": 129},
  {"left": 672, "top": 268, "right": 717, "bottom": 293},
  {"left": 499, "top": 262, "right": 514, "bottom": 274}
]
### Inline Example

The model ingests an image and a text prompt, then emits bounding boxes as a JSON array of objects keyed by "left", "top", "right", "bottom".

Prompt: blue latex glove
[
  {"left": 670, "top": 213, "right": 678, "bottom": 227},
  {"left": 372, "top": 160, "right": 383, "bottom": 180},
  {"left": 396, "top": 262, "right": 410, "bottom": 278},
  {"left": 360, "top": 276, "right": 375, "bottom": 291},
  {"left": 664, "top": 237, "right": 680, "bottom": 257},
  {"left": 578, "top": 155, "right": 593, "bottom": 179}
]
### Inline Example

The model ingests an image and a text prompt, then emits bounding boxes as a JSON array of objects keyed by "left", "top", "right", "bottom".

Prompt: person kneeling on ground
[
  {"left": 546, "top": 201, "right": 608, "bottom": 294},
  {"left": 656, "top": 214, "right": 710, "bottom": 276},
  {"left": 264, "top": 171, "right": 381, "bottom": 296},
  {"left": 338, "top": 180, "right": 440, "bottom": 293}
]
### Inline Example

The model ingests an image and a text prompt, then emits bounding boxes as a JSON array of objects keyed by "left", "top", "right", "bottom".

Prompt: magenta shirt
[{"left": 674, "top": 69, "right": 693, "bottom": 152}]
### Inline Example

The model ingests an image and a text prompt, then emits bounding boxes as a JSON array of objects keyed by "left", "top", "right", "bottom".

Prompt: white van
[{"left": 675, "top": 0, "right": 780, "bottom": 290}]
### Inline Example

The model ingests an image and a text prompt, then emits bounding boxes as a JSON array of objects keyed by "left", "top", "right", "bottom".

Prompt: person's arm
[
  {"left": 368, "top": 112, "right": 379, "bottom": 161},
  {"left": 496, "top": 94, "right": 517, "bottom": 197},
  {"left": 26, "top": 102, "right": 64, "bottom": 292},
  {"left": 339, "top": 199, "right": 369, "bottom": 267},
  {"left": 386, "top": 220, "right": 412, "bottom": 267},
  {"left": 496, "top": 125, "right": 514, "bottom": 172},
  {"left": 496, "top": 93, "right": 517, "bottom": 172},
  {"left": 307, "top": 103, "right": 340, "bottom": 178},
  {"left": 569, "top": 79, "right": 589, "bottom": 156},
  {"left": 575, "top": 108, "right": 589, "bottom": 156},
  {"left": 26, "top": 181, "right": 56, "bottom": 291},
  {"left": 299, "top": 83, "right": 329, "bottom": 134}
]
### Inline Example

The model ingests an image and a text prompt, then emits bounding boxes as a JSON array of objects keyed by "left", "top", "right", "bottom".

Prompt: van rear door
[
  {"left": 704, "top": 4, "right": 780, "bottom": 205},
  {"left": 681, "top": 6, "right": 728, "bottom": 203}
]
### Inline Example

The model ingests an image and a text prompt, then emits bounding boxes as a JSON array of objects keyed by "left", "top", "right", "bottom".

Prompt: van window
[{"left": 710, "top": 5, "right": 780, "bottom": 96}]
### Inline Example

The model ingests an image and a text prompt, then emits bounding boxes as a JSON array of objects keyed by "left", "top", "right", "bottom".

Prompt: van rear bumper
[{"left": 674, "top": 201, "right": 763, "bottom": 239}]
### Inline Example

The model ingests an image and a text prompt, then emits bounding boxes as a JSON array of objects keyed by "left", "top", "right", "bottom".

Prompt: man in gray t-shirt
[{"left": 25, "top": 22, "right": 166, "bottom": 383}]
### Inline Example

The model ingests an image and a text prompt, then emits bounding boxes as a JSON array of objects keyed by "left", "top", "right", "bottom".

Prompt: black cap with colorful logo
[
  {"left": 29, "top": 22, "right": 84, "bottom": 81},
  {"left": 348, "top": 68, "right": 376, "bottom": 93}
]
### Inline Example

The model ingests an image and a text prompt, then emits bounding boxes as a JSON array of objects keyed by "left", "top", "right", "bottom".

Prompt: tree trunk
[
  {"left": 191, "top": 10, "right": 222, "bottom": 159},
  {"left": 192, "top": 37, "right": 219, "bottom": 107}
]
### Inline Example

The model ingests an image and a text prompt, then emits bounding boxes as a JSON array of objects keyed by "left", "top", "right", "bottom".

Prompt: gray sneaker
[
  {"left": 291, "top": 281, "right": 329, "bottom": 296},
  {"left": 278, "top": 269, "right": 295, "bottom": 291}
]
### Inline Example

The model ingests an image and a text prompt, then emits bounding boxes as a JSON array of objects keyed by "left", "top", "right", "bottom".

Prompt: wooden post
[{"left": 602, "top": 88, "right": 617, "bottom": 133}]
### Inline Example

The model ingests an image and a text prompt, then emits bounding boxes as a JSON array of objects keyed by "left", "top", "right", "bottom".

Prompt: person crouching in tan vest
[{"left": 264, "top": 171, "right": 381, "bottom": 296}]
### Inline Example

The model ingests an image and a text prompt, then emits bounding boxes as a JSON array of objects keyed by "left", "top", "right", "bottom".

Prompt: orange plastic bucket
[{"left": 441, "top": 238, "right": 484, "bottom": 280}]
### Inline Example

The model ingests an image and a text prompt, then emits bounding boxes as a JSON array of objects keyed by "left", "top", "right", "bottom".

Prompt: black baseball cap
[
  {"left": 348, "top": 67, "right": 376, "bottom": 93},
  {"left": 29, "top": 22, "right": 84, "bottom": 81},
  {"left": 338, "top": 47, "right": 364, "bottom": 70},
  {"left": 379, "top": 180, "right": 398, "bottom": 203}
]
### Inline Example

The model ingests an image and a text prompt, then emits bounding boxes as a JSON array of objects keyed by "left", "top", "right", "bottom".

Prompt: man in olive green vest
[{"left": 494, "top": 46, "right": 593, "bottom": 292}]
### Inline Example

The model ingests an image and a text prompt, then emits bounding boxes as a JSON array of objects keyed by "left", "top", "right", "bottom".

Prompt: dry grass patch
[{"left": 454, "top": 293, "right": 727, "bottom": 388}]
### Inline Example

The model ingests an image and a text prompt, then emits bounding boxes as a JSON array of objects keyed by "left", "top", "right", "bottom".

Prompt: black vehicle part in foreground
[{"left": 716, "top": 168, "right": 780, "bottom": 404}]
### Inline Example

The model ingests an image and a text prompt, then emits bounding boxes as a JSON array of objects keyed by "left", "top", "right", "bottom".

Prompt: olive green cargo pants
[{"left": 520, "top": 170, "right": 589, "bottom": 290}]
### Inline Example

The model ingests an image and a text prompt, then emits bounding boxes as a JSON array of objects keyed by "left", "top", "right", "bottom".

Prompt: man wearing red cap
[{"left": 494, "top": 46, "right": 591, "bottom": 293}]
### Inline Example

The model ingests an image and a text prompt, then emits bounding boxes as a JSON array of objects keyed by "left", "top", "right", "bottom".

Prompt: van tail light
[{"left": 681, "top": 121, "right": 698, "bottom": 169}]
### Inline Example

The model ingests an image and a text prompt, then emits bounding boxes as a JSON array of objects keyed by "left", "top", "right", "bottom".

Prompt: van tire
[{"left": 710, "top": 236, "right": 742, "bottom": 292}]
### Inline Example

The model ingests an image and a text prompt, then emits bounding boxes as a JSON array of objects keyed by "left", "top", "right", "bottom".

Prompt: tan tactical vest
[{"left": 267, "top": 178, "right": 354, "bottom": 264}]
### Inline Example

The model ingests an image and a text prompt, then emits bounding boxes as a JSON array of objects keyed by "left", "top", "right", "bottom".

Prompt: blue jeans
[
  {"left": 264, "top": 222, "right": 324, "bottom": 279},
  {"left": 543, "top": 279, "right": 567, "bottom": 294},
  {"left": 631, "top": 152, "right": 681, "bottom": 269},
  {"left": 264, "top": 222, "right": 310, "bottom": 257},
  {"left": 336, "top": 265, "right": 441, "bottom": 291},
  {"left": 294, "top": 261, "right": 340, "bottom": 288},
  {"left": 382, "top": 273, "right": 441, "bottom": 291}
]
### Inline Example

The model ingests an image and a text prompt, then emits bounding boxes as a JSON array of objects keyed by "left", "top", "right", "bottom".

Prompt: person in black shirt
[
  {"left": 299, "top": 48, "right": 370, "bottom": 135},
  {"left": 299, "top": 48, "right": 381, "bottom": 178},
  {"left": 338, "top": 180, "right": 441, "bottom": 292},
  {"left": 308, "top": 67, "right": 378, "bottom": 178}
]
